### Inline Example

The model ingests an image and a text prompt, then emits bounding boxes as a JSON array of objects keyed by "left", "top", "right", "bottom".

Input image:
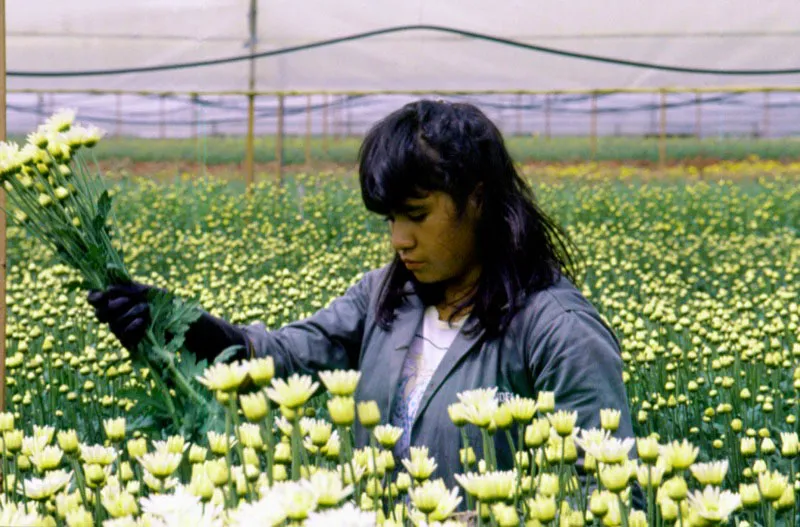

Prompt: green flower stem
[
  {"left": 505, "top": 428, "right": 522, "bottom": 507},
  {"left": 228, "top": 394, "right": 255, "bottom": 501},
  {"left": 618, "top": 494, "right": 629, "bottom": 527},
  {"left": 258, "top": 419, "right": 274, "bottom": 487},
  {"left": 143, "top": 329, "right": 207, "bottom": 410},
  {"left": 224, "top": 407, "right": 235, "bottom": 509},
  {"left": 1, "top": 445, "right": 9, "bottom": 498},
  {"left": 94, "top": 487, "right": 103, "bottom": 524},
  {"left": 646, "top": 465, "right": 655, "bottom": 527},
  {"left": 290, "top": 418, "right": 303, "bottom": 481},
  {"left": 480, "top": 429, "right": 497, "bottom": 471},
  {"left": 460, "top": 428, "right": 475, "bottom": 511},
  {"left": 557, "top": 436, "right": 566, "bottom": 508},
  {"left": 137, "top": 353, "right": 180, "bottom": 431}
]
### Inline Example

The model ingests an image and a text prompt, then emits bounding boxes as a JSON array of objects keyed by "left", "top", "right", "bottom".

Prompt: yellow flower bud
[
  {"left": 327, "top": 396, "right": 355, "bottom": 426},
  {"left": 357, "top": 400, "right": 381, "bottom": 429}
]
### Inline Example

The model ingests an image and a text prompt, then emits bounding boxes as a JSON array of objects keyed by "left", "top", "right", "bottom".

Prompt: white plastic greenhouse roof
[{"left": 8, "top": 0, "right": 800, "bottom": 92}]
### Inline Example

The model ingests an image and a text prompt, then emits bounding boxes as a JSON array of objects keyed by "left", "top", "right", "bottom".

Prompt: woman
[{"left": 89, "top": 100, "right": 636, "bottom": 494}]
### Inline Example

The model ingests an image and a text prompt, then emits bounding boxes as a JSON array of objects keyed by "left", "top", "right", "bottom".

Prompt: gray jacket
[{"left": 241, "top": 266, "right": 635, "bottom": 492}]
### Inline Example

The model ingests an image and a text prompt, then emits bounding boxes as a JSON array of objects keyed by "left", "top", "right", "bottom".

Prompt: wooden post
[
  {"left": 590, "top": 91, "right": 598, "bottom": 160},
  {"left": 544, "top": 93, "right": 551, "bottom": 140},
  {"left": 322, "top": 93, "right": 329, "bottom": 155},
  {"left": 276, "top": 94, "right": 284, "bottom": 184},
  {"left": 659, "top": 90, "right": 667, "bottom": 170},
  {"left": 762, "top": 90, "right": 770, "bottom": 139},
  {"left": 244, "top": 0, "right": 257, "bottom": 191},
  {"left": 304, "top": 94, "right": 312, "bottom": 166},
  {"left": 695, "top": 90, "right": 702, "bottom": 139},
  {"left": 0, "top": 0, "right": 7, "bottom": 411}
]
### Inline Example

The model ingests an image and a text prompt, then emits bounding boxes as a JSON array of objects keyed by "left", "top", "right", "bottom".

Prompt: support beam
[
  {"left": 590, "top": 91, "right": 598, "bottom": 160},
  {"left": 276, "top": 94, "right": 284, "bottom": 184},
  {"left": 0, "top": 0, "right": 7, "bottom": 411},
  {"left": 659, "top": 90, "right": 667, "bottom": 170},
  {"left": 304, "top": 94, "right": 312, "bottom": 166},
  {"left": 244, "top": 0, "right": 257, "bottom": 191}
]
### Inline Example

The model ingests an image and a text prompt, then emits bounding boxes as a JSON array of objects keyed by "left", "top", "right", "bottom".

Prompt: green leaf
[
  {"left": 97, "top": 190, "right": 112, "bottom": 221},
  {"left": 214, "top": 345, "right": 244, "bottom": 365}
]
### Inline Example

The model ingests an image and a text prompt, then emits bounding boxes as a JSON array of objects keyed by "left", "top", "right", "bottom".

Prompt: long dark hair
[{"left": 358, "top": 100, "right": 581, "bottom": 336}]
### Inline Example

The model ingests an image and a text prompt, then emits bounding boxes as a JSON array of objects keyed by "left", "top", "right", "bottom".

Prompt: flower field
[{"left": 0, "top": 150, "right": 798, "bottom": 526}]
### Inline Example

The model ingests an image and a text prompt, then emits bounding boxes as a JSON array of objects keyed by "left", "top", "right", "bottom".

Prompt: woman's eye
[{"left": 408, "top": 213, "right": 426, "bottom": 222}]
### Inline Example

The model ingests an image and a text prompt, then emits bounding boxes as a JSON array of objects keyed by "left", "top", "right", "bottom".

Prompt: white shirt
[{"left": 390, "top": 305, "right": 466, "bottom": 460}]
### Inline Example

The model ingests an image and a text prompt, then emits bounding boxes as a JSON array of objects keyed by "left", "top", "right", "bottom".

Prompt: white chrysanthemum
[
  {"left": 140, "top": 485, "right": 221, "bottom": 523},
  {"left": 229, "top": 489, "right": 287, "bottom": 527},
  {"left": 305, "top": 502, "right": 377, "bottom": 527},
  {"left": 196, "top": 362, "right": 249, "bottom": 392},
  {"left": 587, "top": 437, "right": 636, "bottom": 464},
  {"left": 318, "top": 370, "right": 361, "bottom": 396},
  {"left": 690, "top": 460, "right": 729, "bottom": 486},
  {"left": 21, "top": 434, "right": 51, "bottom": 457},
  {"left": 23, "top": 469, "right": 72, "bottom": 500},
  {"left": 307, "top": 468, "right": 353, "bottom": 507},
  {"left": 457, "top": 387, "right": 498, "bottom": 408},
  {"left": 409, "top": 478, "right": 462, "bottom": 521},
  {"left": 686, "top": 485, "right": 741, "bottom": 524},
  {"left": 575, "top": 428, "right": 611, "bottom": 452},
  {"left": 0, "top": 499, "right": 42, "bottom": 526},
  {"left": 265, "top": 373, "right": 319, "bottom": 409},
  {"left": 29, "top": 444, "right": 64, "bottom": 471},
  {"left": 45, "top": 109, "right": 77, "bottom": 133},
  {"left": 455, "top": 470, "right": 516, "bottom": 502},
  {"left": 80, "top": 444, "right": 118, "bottom": 466}
]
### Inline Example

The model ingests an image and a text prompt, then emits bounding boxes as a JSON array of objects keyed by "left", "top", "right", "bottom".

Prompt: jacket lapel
[
  {"left": 411, "top": 320, "right": 486, "bottom": 432},
  {"left": 382, "top": 287, "right": 424, "bottom": 420}
]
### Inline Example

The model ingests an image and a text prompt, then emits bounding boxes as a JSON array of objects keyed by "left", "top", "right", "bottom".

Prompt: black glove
[{"left": 87, "top": 282, "right": 251, "bottom": 363}]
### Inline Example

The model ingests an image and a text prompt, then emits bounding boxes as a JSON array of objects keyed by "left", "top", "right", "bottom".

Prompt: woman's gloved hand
[
  {"left": 87, "top": 282, "right": 152, "bottom": 352},
  {"left": 87, "top": 282, "right": 252, "bottom": 363}
]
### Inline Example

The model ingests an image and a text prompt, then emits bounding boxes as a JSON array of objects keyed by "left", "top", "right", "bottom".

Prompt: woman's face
[{"left": 386, "top": 190, "right": 482, "bottom": 295}]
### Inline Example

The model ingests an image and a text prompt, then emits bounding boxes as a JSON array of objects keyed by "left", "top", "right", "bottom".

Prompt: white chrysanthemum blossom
[
  {"left": 307, "top": 468, "right": 353, "bottom": 507},
  {"left": 659, "top": 439, "right": 699, "bottom": 471},
  {"left": 318, "top": 370, "right": 361, "bottom": 396},
  {"left": 152, "top": 435, "right": 190, "bottom": 455},
  {"left": 409, "top": 478, "right": 462, "bottom": 521},
  {"left": 265, "top": 373, "right": 319, "bottom": 409},
  {"left": 23, "top": 469, "right": 72, "bottom": 500},
  {"left": 29, "top": 444, "right": 64, "bottom": 472},
  {"left": 305, "top": 502, "right": 377, "bottom": 527},
  {"left": 0, "top": 501, "right": 42, "bottom": 527},
  {"left": 80, "top": 444, "right": 118, "bottom": 466},
  {"left": 575, "top": 428, "right": 611, "bottom": 452},
  {"left": 402, "top": 446, "right": 438, "bottom": 481},
  {"left": 21, "top": 434, "right": 51, "bottom": 457},
  {"left": 457, "top": 387, "right": 498, "bottom": 408},
  {"left": 45, "top": 109, "right": 77, "bottom": 133},
  {"left": 455, "top": 470, "right": 516, "bottom": 502},
  {"left": 686, "top": 485, "right": 741, "bottom": 524},
  {"left": 196, "top": 362, "right": 249, "bottom": 393},
  {"left": 690, "top": 460, "right": 729, "bottom": 486},
  {"left": 587, "top": 436, "right": 636, "bottom": 465},
  {"left": 456, "top": 388, "right": 501, "bottom": 428},
  {"left": 138, "top": 451, "right": 183, "bottom": 479},
  {"left": 229, "top": 489, "right": 287, "bottom": 527}
]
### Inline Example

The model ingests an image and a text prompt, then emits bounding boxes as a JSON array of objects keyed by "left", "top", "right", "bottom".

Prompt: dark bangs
[{"left": 359, "top": 102, "right": 479, "bottom": 217}]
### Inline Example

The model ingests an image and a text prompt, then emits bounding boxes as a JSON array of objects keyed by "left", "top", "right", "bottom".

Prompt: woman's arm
[{"left": 238, "top": 269, "right": 377, "bottom": 377}]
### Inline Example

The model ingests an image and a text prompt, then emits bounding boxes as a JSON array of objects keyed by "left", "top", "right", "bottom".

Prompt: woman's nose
[{"left": 390, "top": 222, "right": 415, "bottom": 252}]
